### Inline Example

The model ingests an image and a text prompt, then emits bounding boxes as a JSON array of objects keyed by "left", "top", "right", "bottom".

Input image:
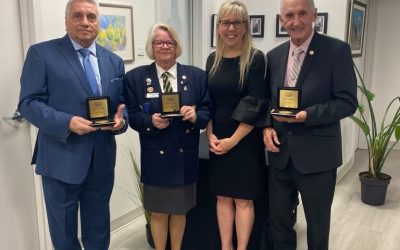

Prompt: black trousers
[{"left": 269, "top": 158, "right": 337, "bottom": 250}]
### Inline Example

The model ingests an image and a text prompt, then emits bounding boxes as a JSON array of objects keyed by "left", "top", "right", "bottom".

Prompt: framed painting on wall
[
  {"left": 347, "top": 0, "right": 367, "bottom": 57},
  {"left": 211, "top": 14, "right": 217, "bottom": 47},
  {"left": 275, "top": 14, "right": 289, "bottom": 37},
  {"left": 315, "top": 12, "right": 328, "bottom": 34},
  {"left": 97, "top": 3, "right": 134, "bottom": 62},
  {"left": 249, "top": 15, "right": 265, "bottom": 38}
]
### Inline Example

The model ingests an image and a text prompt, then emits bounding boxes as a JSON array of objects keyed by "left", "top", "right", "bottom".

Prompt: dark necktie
[
  {"left": 288, "top": 47, "right": 304, "bottom": 87},
  {"left": 78, "top": 48, "right": 100, "bottom": 96},
  {"left": 161, "top": 72, "right": 173, "bottom": 93}
]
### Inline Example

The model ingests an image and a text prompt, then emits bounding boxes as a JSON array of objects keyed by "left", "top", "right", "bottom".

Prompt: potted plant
[
  {"left": 350, "top": 64, "right": 400, "bottom": 206},
  {"left": 125, "top": 145, "right": 172, "bottom": 249},
  {"left": 126, "top": 148, "right": 155, "bottom": 248}
]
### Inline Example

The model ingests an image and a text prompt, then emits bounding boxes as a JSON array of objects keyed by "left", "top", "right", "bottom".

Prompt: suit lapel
[
  {"left": 57, "top": 35, "right": 93, "bottom": 96},
  {"left": 279, "top": 42, "right": 290, "bottom": 87},
  {"left": 144, "top": 63, "right": 162, "bottom": 113},
  {"left": 176, "top": 63, "right": 190, "bottom": 105},
  {"left": 147, "top": 63, "right": 161, "bottom": 93},
  {"left": 97, "top": 45, "right": 109, "bottom": 95},
  {"left": 296, "top": 33, "right": 319, "bottom": 88}
]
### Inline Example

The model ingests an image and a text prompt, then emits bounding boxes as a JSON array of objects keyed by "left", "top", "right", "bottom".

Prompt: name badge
[{"left": 146, "top": 93, "right": 159, "bottom": 98}]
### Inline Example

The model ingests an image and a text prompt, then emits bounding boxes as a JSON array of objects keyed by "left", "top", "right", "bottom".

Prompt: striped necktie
[
  {"left": 161, "top": 72, "right": 173, "bottom": 93},
  {"left": 288, "top": 47, "right": 304, "bottom": 87},
  {"left": 78, "top": 48, "right": 100, "bottom": 96}
]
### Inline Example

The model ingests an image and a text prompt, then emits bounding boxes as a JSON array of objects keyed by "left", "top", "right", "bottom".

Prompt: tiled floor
[
  {"left": 110, "top": 149, "right": 400, "bottom": 250},
  {"left": 110, "top": 216, "right": 153, "bottom": 250}
]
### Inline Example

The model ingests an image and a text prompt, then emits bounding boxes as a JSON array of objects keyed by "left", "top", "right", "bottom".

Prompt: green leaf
[
  {"left": 350, "top": 116, "right": 370, "bottom": 135},
  {"left": 357, "top": 85, "right": 375, "bottom": 102},
  {"left": 395, "top": 125, "right": 400, "bottom": 141},
  {"left": 357, "top": 104, "right": 365, "bottom": 113},
  {"left": 365, "top": 89, "right": 375, "bottom": 102}
]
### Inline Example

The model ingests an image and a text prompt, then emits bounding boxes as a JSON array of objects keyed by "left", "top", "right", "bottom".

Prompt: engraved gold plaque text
[
  {"left": 86, "top": 96, "right": 116, "bottom": 127},
  {"left": 271, "top": 87, "right": 301, "bottom": 117},
  {"left": 160, "top": 92, "right": 183, "bottom": 118}
]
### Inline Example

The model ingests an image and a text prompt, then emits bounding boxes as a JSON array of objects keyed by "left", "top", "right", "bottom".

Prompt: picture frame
[
  {"left": 97, "top": 3, "right": 134, "bottom": 62},
  {"left": 275, "top": 14, "right": 289, "bottom": 37},
  {"left": 249, "top": 15, "right": 265, "bottom": 38},
  {"left": 347, "top": 0, "right": 367, "bottom": 57},
  {"left": 315, "top": 13, "right": 328, "bottom": 34},
  {"left": 211, "top": 14, "right": 217, "bottom": 47}
]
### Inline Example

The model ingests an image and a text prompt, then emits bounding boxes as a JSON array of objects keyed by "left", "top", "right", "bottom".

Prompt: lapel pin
[
  {"left": 309, "top": 50, "right": 314, "bottom": 55},
  {"left": 182, "top": 75, "right": 187, "bottom": 80},
  {"left": 184, "top": 86, "right": 188, "bottom": 91},
  {"left": 147, "top": 86, "right": 154, "bottom": 93},
  {"left": 146, "top": 78, "right": 152, "bottom": 85}
]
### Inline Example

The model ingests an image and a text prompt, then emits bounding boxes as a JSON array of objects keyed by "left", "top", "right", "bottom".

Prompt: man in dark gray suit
[{"left": 263, "top": 0, "right": 358, "bottom": 249}]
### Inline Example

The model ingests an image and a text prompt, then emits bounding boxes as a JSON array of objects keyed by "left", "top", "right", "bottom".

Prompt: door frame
[{"left": 19, "top": 0, "right": 53, "bottom": 249}]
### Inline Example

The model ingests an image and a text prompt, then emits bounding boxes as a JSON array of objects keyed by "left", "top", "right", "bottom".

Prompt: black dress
[{"left": 206, "top": 49, "right": 269, "bottom": 199}]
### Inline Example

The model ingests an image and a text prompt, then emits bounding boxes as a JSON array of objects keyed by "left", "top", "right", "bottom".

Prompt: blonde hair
[
  {"left": 209, "top": 0, "right": 255, "bottom": 88},
  {"left": 145, "top": 23, "right": 183, "bottom": 60}
]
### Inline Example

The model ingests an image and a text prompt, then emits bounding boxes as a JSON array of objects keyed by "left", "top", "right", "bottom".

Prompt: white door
[{"left": 0, "top": 0, "right": 40, "bottom": 249}]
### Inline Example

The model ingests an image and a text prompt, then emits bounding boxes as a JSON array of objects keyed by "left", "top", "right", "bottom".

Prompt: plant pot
[
  {"left": 145, "top": 223, "right": 155, "bottom": 249},
  {"left": 359, "top": 171, "right": 391, "bottom": 206}
]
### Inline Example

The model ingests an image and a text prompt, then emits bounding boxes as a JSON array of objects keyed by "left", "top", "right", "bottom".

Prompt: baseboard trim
[
  {"left": 337, "top": 154, "right": 355, "bottom": 183},
  {"left": 111, "top": 207, "right": 143, "bottom": 233}
]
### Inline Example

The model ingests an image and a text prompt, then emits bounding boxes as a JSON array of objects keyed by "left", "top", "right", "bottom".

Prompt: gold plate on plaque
[
  {"left": 271, "top": 87, "right": 301, "bottom": 117},
  {"left": 86, "top": 96, "right": 116, "bottom": 127},
  {"left": 160, "top": 92, "right": 183, "bottom": 118}
]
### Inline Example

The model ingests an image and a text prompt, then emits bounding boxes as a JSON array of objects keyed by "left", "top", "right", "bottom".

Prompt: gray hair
[
  {"left": 145, "top": 23, "right": 183, "bottom": 60},
  {"left": 65, "top": 0, "right": 99, "bottom": 19},
  {"left": 280, "top": 0, "right": 315, "bottom": 15}
]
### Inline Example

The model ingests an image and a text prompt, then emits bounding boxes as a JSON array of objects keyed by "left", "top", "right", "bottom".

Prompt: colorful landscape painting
[{"left": 97, "top": 15, "right": 127, "bottom": 52}]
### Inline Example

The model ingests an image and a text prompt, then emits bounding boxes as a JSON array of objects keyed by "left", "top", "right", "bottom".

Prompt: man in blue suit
[
  {"left": 263, "top": 0, "right": 358, "bottom": 249},
  {"left": 18, "top": 0, "right": 126, "bottom": 249}
]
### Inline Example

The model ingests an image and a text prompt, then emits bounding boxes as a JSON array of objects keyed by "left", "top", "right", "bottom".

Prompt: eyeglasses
[
  {"left": 219, "top": 20, "right": 245, "bottom": 29},
  {"left": 152, "top": 40, "right": 176, "bottom": 48}
]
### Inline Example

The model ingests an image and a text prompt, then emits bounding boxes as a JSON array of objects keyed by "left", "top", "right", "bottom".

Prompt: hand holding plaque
[
  {"left": 160, "top": 92, "right": 183, "bottom": 118},
  {"left": 271, "top": 87, "right": 301, "bottom": 117},
  {"left": 86, "top": 96, "right": 116, "bottom": 127}
]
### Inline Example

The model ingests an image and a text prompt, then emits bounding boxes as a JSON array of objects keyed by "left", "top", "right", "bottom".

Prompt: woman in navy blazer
[{"left": 124, "top": 23, "right": 212, "bottom": 250}]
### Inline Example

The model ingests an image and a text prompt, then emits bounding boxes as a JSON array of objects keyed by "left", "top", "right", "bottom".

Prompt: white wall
[
  {"left": 200, "top": 0, "right": 351, "bottom": 67},
  {"left": 369, "top": 0, "right": 400, "bottom": 146}
]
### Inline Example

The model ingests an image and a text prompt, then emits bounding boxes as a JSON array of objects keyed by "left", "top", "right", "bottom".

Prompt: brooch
[{"left": 146, "top": 78, "right": 152, "bottom": 85}]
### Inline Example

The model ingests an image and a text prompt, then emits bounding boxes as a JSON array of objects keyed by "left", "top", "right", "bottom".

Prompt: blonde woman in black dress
[{"left": 206, "top": 1, "right": 269, "bottom": 249}]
